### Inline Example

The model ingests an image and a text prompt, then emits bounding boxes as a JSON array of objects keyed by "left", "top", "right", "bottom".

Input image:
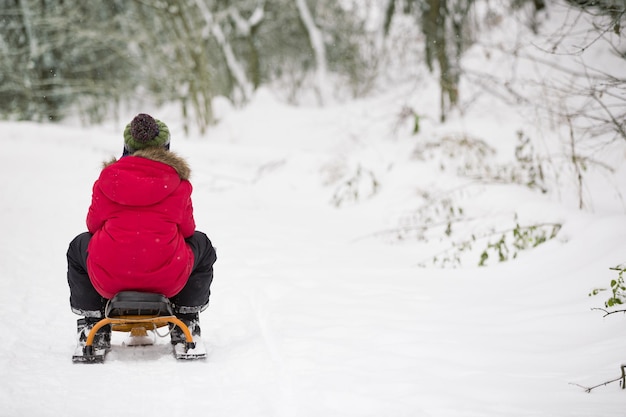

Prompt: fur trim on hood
[{"left": 103, "top": 147, "right": 191, "bottom": 180}]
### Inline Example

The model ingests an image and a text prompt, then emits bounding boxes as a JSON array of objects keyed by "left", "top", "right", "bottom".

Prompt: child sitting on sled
[{"left": 66, "top": 113, "right": 217, "bottom": 349}]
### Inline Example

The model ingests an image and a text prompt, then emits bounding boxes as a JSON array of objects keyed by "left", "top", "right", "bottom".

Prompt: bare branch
[
  {"left": 591, "top": 307, "right": 626, "bottom": 317},
  {"left": 569, "top": 375, "right": 623, "bottom": 392}
]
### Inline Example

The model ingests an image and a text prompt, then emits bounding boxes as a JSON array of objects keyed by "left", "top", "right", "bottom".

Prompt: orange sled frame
[{"left": 77, "top": 291, "right": 200, "bottom": 362}]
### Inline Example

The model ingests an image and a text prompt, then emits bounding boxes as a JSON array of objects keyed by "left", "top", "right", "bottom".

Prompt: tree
[
  {"left": 295, "top": 0, "right": 330, "bottom": 105},
  {"left": 421, "top": 0, "right": 460, "bottom": 121},
  {"left": 192, "top": 0, "right": 255, "bottom": 103},
  {"left": 383, "top": 0, "right": 476, "bottom": 121}
]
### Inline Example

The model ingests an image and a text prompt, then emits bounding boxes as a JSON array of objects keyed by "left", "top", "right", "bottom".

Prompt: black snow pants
[{"left": 67, "top": 231, "right": 216, "bottom": 317}]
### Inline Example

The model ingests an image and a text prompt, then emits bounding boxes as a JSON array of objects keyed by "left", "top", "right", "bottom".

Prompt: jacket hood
[
  {"left": 131, "top": 147, "right": 191, "bottom": 180},
  {"left": 98, "top": 148, "right": 191, "bottom": 206}
]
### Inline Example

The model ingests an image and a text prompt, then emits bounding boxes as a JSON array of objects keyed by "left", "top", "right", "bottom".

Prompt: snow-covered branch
[
  {"left": 229, "top": 0, "right": 265, "bottom": 36},
  {"left": 192, "top": 0, "right": 254, "bottom": 102}
]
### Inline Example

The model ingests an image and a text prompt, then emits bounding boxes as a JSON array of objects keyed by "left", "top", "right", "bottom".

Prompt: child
[{"left": 67, "top": 113, "right": 217, "bottom": 348}]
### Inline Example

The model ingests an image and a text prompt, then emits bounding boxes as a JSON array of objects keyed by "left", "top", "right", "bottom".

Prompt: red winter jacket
[{"left": 86, "top": 147, "right": 195, "bottom": 299}]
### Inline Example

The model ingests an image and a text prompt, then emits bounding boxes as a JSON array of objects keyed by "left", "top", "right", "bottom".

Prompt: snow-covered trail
[{"left": 0, "top": 96, "right": 625, "bottom": 417}]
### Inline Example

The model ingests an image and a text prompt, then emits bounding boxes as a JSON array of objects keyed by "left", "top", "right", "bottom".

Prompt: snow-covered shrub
[{"left": 330, "top": 165, "right": 380, "bottom": 207}]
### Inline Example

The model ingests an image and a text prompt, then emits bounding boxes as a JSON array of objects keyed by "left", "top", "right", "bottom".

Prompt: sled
[{"left": 72, "top": 291, "right": 206, "bottom": 363}]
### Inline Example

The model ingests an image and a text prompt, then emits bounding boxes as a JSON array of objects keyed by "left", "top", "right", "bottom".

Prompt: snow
[{"left": 1, "top": 4, "right": 626, "bottom": 417}]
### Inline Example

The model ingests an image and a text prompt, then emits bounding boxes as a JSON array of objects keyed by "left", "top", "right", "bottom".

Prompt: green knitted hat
[{"left": 123, "top": 113, "right": 170, "bottom": 153}]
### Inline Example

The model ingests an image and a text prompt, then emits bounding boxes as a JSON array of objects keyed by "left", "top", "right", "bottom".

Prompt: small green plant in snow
[{"left": 590, "top": 265, "right": 626, "bottom": 309}]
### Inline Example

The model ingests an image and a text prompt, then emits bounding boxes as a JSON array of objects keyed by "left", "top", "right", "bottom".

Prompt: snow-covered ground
[
  {"left": 0, "top": 89, "right": 624, "bottom": 416},
  {"left": 1, "top": 3, "right": 626, "bottom": 416}
]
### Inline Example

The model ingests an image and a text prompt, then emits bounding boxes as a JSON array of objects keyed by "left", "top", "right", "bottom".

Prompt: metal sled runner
[{"left": 73, "top": 291, "right": 206, "bottom": 363}]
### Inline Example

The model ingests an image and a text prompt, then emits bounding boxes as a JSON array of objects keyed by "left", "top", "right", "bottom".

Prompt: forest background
[{"left": 2, "top": 0, "right": 622, "bottom": 136}]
